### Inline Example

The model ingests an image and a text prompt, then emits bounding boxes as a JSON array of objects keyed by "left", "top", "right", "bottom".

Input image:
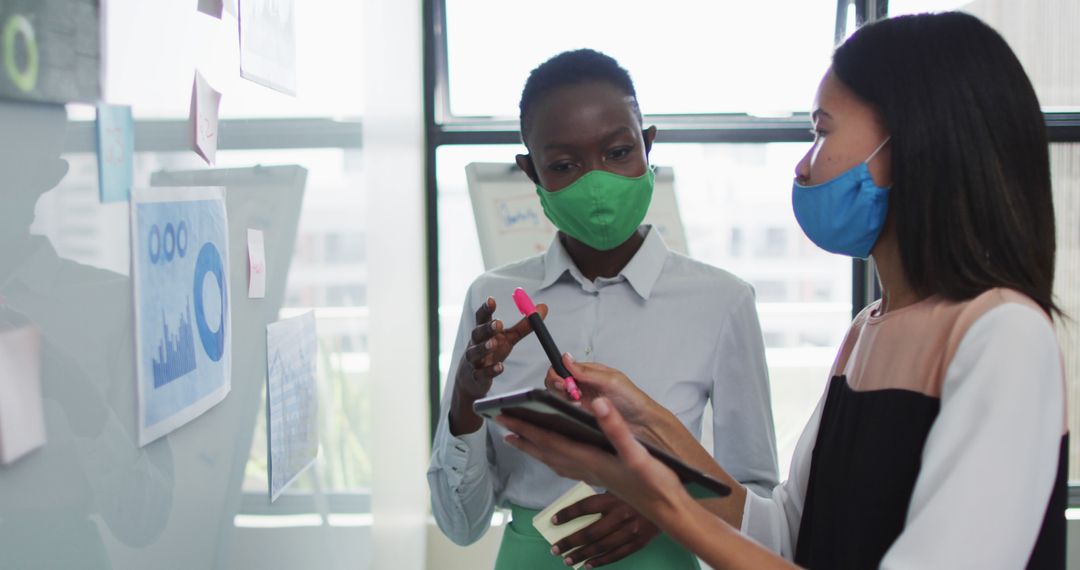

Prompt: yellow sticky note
[{"left": 532, "top": 482, "right": 602, "bottom": 569}]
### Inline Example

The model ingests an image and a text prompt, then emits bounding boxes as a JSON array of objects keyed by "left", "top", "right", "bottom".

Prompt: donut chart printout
[{"left": 132, "top": 186, "right": 231, "bottom": 446}]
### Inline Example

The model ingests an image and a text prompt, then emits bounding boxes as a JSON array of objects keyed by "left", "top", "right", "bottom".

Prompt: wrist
[
  {"left": 449, "top": 387, "right": 483, "bottom": 436},
  {"left": 635, "top": 404, "right": 681, "bottom": 452}
]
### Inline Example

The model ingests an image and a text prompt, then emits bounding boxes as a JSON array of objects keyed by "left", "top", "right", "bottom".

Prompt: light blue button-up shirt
[{"left": 428, "top": 226, "right": 779, "bottom": 545}]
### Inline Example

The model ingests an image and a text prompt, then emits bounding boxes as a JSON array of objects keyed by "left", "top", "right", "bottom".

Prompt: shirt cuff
[
  {"left": 444, "top": 427, "right": 488, "bottom": 490},
  {"left": 740, "top": 487, "right": 779, "bottom": 550}
]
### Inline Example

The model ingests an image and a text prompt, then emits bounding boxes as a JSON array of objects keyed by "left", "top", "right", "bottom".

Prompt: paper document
[
  {"left": 190, "top": 72, "right": 222, "bottom": 165},
  {"left": 132, "top": 186, "right": 232, "bottom": 446},
  {"left": 239, "top": 0, "right": 297, "bottom": 95},
  {"left": 266, "top": 311, "right": 318, "bottom": 501}
]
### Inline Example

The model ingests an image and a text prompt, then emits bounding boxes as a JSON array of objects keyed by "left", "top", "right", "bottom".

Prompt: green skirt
[{"left": 493, "top": 504, "right": 701, "bottom": 569}]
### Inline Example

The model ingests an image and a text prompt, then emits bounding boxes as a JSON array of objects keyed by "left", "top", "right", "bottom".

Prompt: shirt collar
[{"left": 538, "top": 225, "right": 669, "bottom": 300}]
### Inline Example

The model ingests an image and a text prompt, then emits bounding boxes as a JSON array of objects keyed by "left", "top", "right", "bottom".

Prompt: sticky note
[
  {"left": 190, "top": 71, "right": 222, "bottom": 165},
  {"left": 0, "top": 326, "right": 45, "bottom": 465},
  {"left": 95, "top": 103, "right": 134, "bottom": 203},
  {"left": 532, "top": 482, "right": 601, "bottom": 569},
  {"left": 248, "top": 228, "right": 266, "bottom": 299}
]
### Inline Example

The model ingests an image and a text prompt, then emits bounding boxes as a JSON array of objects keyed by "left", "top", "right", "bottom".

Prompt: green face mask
[{"left": 535, "top": 168, "right": 655, "bottom": 251}]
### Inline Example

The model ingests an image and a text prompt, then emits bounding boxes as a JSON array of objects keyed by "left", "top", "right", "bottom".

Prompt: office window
[
  {"left": 759, "top": 227, "right": 789, "bottom": 257},
  {"left": 443, "top": 0, "right": 837, "bottom": 118},
  {"left": 431, "top": 0, "right": 1080, "bottom": 492},
  {"left": 891, "top": 0, "right": 1080, "bottom": 485},
  {"left": 730, "top": 228, "right": 745, "bottom": 257},
  {"left": 890, "top": 0, "right": 1080, "bottom": 110},
  {"left": 1050, "top": 144, "right": 1080, "bottom": 479}
]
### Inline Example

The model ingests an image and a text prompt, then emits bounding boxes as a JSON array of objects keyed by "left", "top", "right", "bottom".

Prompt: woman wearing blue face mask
[{"left": 497, "top": 11, "right": 1067, "bottom": 570}]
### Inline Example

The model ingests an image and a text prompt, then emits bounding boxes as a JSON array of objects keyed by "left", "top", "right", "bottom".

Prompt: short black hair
[
  {"left": 834, "top": 12, "right": 1060, "bottom": 316},
  {"left": 518, "top": 49, "right": 641, "bottom": 141}
]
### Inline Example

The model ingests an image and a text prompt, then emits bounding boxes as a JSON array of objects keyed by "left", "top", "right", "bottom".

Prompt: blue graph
[{"left": 152, "top": 300, "right": 198, "bottom": 388}]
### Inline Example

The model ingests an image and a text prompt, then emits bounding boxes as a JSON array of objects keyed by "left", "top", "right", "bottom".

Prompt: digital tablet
[{"left": 474, "top": 388, "right": 732, "bottom": 498}]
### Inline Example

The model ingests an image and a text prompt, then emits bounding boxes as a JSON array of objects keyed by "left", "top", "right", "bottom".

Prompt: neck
[
  {"left": 869, "top": 225, "right": 922, "bottom": 314},
  {"left": 561, "top": 226, "right": 648, "bottom": 282}
]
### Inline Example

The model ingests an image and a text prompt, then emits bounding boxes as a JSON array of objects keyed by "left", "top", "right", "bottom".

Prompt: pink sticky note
[
  {"left": 0, "top": 326, "right": 45, "bottom": 465},
  {"left": 248, "top": 228, "right": 266, "bottom": 299},
  {"left": 190, "top": 71, "right": 222, "bottom": 165}
]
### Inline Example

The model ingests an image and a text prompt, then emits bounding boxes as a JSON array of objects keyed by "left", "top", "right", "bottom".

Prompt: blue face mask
[{"left": 791, "top": 137, "right": 891, "bottom": 259}]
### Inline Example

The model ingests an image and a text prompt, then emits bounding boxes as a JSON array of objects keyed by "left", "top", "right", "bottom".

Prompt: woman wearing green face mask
[{"left": 428, "top": 49, "right": 780, "bottom": 569}]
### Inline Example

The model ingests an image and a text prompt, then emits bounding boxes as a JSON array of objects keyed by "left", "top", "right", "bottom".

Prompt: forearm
[
  {"left": 449, "top": 385, "right": 483, "bottom": 436},
  {"left": 428, "top": 419, "right": 497, "bottom": 545},
  {"left": 638, "top": 404, "right": 747, "bottom": 528},
  {"left": 656, "top": 492, "right": 795, "bottom": 570},
  {"left": 428, "top": 460, "right": 497, "bottom": 545}
]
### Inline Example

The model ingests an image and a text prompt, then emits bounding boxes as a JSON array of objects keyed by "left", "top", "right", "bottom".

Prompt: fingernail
[
  {"left": 551, "top": 515, "right": 559, "bottom": 524},
  {"left": 550, "top": 546, "right": 560, "bottom": 555},
  {"left": 491, "top": 321, "right": 499, "bottom": 331},
  {"left": 486, "top": 339, "right": 495, "bottom": 349},
  {"left": 494, "top": 363, "right": 503, "bottom": 373},
  {"left": 593, "top": 398, "right": 610, "bottom": 416},
  {"left": 565, "top": 353, "right": 575, "bottom": 363},
  {"left": 585, "top": 564, "right": 593, "bottom": 569},
  {"left": 554, "top": 380, "right": 565, "bottom": 390},
  {"left": 563, "top": 557, "right": 573, "bottom": 566}
]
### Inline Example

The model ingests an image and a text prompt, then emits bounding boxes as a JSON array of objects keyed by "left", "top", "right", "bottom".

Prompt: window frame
[{"left": 421, "top": 0, "right": 1080, "bottom": 501}]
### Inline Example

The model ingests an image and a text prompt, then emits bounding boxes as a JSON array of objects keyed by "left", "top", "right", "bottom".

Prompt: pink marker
[{"left": 512, "top": 288, "right": 581, "bottom": 401}]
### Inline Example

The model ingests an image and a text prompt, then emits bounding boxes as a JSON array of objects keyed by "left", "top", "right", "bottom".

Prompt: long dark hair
[{"left": 834, "top": 12, "right": 1060, "bottom": 317}]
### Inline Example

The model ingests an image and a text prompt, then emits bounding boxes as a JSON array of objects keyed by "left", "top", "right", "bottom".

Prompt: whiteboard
[
  {"left": 0, "top": 98, "right": 307, "bottom": 570},
  {"left": 465, "top": 163, "right": 689, "bottom": 270}
]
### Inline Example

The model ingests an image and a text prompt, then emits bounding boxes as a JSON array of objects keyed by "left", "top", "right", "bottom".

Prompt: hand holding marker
[{"left": 512, "top": 288, "right": 582, "bottom": 402}]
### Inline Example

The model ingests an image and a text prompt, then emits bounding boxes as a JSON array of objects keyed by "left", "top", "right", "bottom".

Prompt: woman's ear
[
  {"left": 643, "top": 126, "right": 658, "bottom": 155},
  {"left": 515, "top": 154, "right": 540, "bottom": 185}
]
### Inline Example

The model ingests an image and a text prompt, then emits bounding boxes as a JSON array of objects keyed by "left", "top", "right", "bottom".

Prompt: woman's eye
[
  {"left": 810, "top": 127, "right": 828, "bottom": 139},
  {"left": 549, "top": 162, "right": 574, "bottom": 172}
]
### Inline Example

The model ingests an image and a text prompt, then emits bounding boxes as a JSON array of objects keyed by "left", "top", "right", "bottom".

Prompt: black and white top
[{"left": 740, "top": 289, "right": 1067, "bottom": 569}]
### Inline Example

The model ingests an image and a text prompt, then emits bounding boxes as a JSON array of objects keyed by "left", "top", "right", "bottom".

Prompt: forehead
[
  {"left": 813, "top": 69, "right": 876, "bottom": 122},
  {"left": 525, "top": 81, "right": 641, "bottom": 150}
]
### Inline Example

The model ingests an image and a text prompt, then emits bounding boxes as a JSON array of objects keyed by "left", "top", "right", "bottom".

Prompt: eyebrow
[{"left": 543, "top": 125, "right": 636, "bottom": 151}]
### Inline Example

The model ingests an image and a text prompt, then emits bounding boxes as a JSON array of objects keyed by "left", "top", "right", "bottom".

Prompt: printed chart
[
  {"left": 132, "top": 187, "right": 231, "bottom": 446},
  {"left": 266, "top": 311, "right": 318, "bottom": 501}
]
